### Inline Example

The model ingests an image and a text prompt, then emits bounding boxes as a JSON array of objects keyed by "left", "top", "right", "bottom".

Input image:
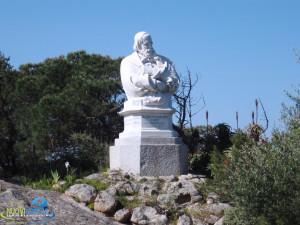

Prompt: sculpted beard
[{"left": 139, "top": 45, "right": 155, "bottom": 58}]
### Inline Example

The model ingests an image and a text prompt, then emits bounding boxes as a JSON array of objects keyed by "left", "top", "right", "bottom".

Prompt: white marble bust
[{"left": 120, "top": 32, "right": 179, "bottom": 106}]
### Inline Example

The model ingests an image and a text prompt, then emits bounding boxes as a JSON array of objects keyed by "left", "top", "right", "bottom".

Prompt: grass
[
  {"left": 87, "top": 202, "right": 94, "bottom": 210},
  {"left": 25, "top": 175, "right": 53, "bottom": 190},
  {"left": 143, "top": 195, "right": 157, "bottom": 207},
  {"left": 167, "top": 207, "right": 178, "bottom": 225},
  {"left": 188, "top": 208, "right": 212, "bottom": 220},
  {"left": 117, "top": 194, "right": 141, "bottom": 209},
  {"left": 76, "top": 179, "right": 109, "bottom": 191}
]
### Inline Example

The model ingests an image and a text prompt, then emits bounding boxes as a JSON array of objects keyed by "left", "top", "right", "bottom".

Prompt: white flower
[{"left": 65, "top": 161, "right": 70, "bottom": 169}]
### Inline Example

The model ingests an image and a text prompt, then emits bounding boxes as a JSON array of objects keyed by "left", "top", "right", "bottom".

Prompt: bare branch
[{"left": 258, "top": 98, "right": 269, "bottom": 133}]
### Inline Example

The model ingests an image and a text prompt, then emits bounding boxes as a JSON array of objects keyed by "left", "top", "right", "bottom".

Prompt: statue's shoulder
[
  {"left": 121, "top": 52, "right": 140, "bottom": 65},
  {"left": 156, "top": 54, "right": 173, "bottom": 65}
]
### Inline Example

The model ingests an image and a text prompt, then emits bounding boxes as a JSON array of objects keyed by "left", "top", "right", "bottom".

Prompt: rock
[
  {"left": 205, "top": 215, "right": 220, "bottom": 224},
  {"left": 179, "top": 174, "right": 205, "bottom": 181},
  {"left": 162, "top": 179, "right": 202, "bottom": 206},
  {"left": 131, "top": 206, "right": 168, "bottom": 225},
  {"left": 214, "top": 217, "right": 224, "bottom": 225},
  {"left": 139, "top": 180, "right": 160, "bottom": 196},
  {"left": 207, "top": 192, "right": 220, "bottom": 203},
  {"left": 187, "top": 203, "right": 230, "bottom": 225},
  {"left": 123, "top": 172, "right": 131, "bottom": 179},
  {"left": 0, "top": 188, "right": 26, "bottom": 208},
  {"left": 52, "top": 183, "right": 62, "bottom": 191},
  {"left": 65, "top": 184, "right": 96, "bottom": 203},
  {"left": 202, "top": 203, "right": 231, "bottom": 216},
  {"left": 106, "top": 186, "right": 117, "bottom": 196},
  {"left": 159, "top": 175, "right": 178, "bottom": 182},
  {"left": 0, "top": 180, "right": 120, "bottom": 225},
  {"left": 108, "top": 169, "right": 124, "bottom": 181},
  {"left": 94, "top": 191, "right": 118, "bottom": 214},
  {"left": 157, "top": 193, "right": 177, "bottom": 208},
  {"left": 177, "top": 214, "right": 193, "bottom": 225},
  {"left": 175, "top": 192, "right": 192, "bottom": 204},
  {"left": 206, "top": 197, "right": 214, "bottom": 205},
  {"left": 79, "top": 202, "right": 86, "bottom": 207},
  {"left": 179, "top": 180, "right": 202, "bottom": 203},
  {"left": 115, "top": 181, "right": 139, "bottom": 195},
  {"left": 163, "top": 181, "right": 183, "bottom": 193},
  {"left": 114, "top": 208, "right": 132, "bottom": 223},
  {"left": 135, "top": 176, "right": 148, "bottom": 183},
  {"left": 84, "top": 173, "right": 104, "bottom": 180},
  {"left": 191, "top": 218, "right": 206, "bottom": 225}
]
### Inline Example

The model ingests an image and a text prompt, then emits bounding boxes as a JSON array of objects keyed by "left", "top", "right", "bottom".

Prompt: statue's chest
[{"left": 143, "top": 61, "right": 168, "bottom": 79}]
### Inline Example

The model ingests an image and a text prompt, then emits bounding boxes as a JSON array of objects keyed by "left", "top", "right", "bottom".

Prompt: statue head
[{"left": 133, "top": 31, "right": 155, "bottom": 57}]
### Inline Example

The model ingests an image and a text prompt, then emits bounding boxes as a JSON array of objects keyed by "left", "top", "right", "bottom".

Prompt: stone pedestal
[{"left": 109, "top": 98, "right": 188, "bottom": 176}]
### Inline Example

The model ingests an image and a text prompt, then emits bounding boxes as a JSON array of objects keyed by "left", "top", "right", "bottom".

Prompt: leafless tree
[{"left": 173, "top": 69, "right": 205, "bottom": 130}]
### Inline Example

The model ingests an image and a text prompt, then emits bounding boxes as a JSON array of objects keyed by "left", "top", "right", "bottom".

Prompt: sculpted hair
[{"left": 133, "top": 31, "right": 151, "bottom": 52}]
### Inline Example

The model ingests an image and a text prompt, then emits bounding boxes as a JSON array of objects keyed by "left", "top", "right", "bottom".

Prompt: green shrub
[
  {"left": 221, "top": 135, "right": 300, "bottom": 224},
  {"left": 224, "top": 207, "right": 270, "bottom": 225},
  {"left": 189, "top": 152, "right": 209, "bottom": 173}
]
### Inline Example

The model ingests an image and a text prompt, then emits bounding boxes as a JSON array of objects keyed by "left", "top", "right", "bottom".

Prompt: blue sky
[{"left": 1, "top": 0, "right": 299, "bottom": 135}]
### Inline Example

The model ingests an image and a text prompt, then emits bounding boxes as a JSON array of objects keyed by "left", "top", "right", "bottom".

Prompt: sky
[{"left": 1, "top": 0, "right": 299, "bottom": 135}]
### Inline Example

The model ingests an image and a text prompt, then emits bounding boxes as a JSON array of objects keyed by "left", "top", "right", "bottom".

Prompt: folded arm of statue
[{"left": 130, "top": 73, "right": 157, "bottom": 92}]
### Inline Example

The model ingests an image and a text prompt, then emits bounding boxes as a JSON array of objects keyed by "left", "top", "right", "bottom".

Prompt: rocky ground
[{"left": 0, "top": 170, "right": 231, "bottom": 225}]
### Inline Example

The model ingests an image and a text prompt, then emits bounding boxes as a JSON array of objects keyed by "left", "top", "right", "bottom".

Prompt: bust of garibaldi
[{"left": 120, "top": 31, "right": 179, "bottom": 104}]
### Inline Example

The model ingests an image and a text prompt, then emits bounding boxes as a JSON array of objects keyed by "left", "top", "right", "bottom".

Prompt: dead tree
[{"left": 173, "top": 69, "right": 205, "bottom": 130}]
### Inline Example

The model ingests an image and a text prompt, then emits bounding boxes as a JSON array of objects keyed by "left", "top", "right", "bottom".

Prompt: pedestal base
[
  {"left": 109, "top": 98, "right": 188, "bottom": 176},
  {"left": 110, "top": 138, "right": 188, "bottom": 176}
]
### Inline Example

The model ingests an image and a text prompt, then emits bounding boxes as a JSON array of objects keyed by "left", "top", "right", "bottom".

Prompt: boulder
[
  {"left": 202, "top": 203, "right": 231, "bottom": 216},
  {"left": 0, "top": 188, "right": 26, "bottom": 208},
  {"left": 106, "top": 186, "right": 117, "bottom": 196},
  {"left": 157, "top": 193, "right": 176, "bottom": 208},
  {"left": 177, "top": 214, "right": 193, "bottom": 225},
  {"left": 206, "top": 192, "right": 220, "bottom": 204},
  {"left": 115, "top": 181, "right": 139, "bottom": 195},
  {"left": 108, "top": 169, "right": 124, "bottom": 181},
  {"left": 139, "top": 180, "right": 160, "bottom": 196},
  {"left": 0, "top": 180, "right": 120, "bottom": 225},
  {"left": 84, "top": 173, "right": 104, "bottom": 180},
  {"left": 114, "top": 208, "right": 132, "bottom": 223},
  {"left": 160, "top": 179, "right": 202, "bottom": 207},
  {"left": 65, "top": 184, "right": 96, "bottom": 203},
  {"left": 94, "top": 191, "right": 118, "bottom": 214},
  {"left": 159, "top": 175, "right": 178, "bottom": 182},
  {"left": 131, "top": 206, "right": 168, "bottom": 225},
  {"left": 205, "top": 215, "right": 220, "bottom": 224},
  {"left": 214, "top": 217, "right": 224, "bottom": 225}
]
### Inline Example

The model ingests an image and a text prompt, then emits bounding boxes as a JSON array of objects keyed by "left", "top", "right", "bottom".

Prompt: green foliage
[
  {"left": 210, "top": 87, "right": 300, "bottom": 224},
  {"left": 188, "top": 152, "right": 209, "bottom": 173},
  {"left": 212, "top": 128, "right": 300, "bottom": 224},
  {"left": 69, "top": 133, "right": 108, "bottom": 172},
  {"left": 184, "top": 123, "right": 233, "bottom": 175},
  {"left": 0, "top": 51, "right": 124, "bottom": 178},
  {"left": 26, "top": 175, "right": 53, "bottom": 190},
  {"left": 224, "top": 207, "right": 270, "bottom": 225},
  {"left": 65, "top": 167, "right": 77, "bottom": 184},
  {"left": 77, "top": 179, "right": 108, "bottom": 191},
  {"left": 281, "top": 85, "right": 300, "bottom": 130},
  {"left": 87, "top": 202, "right": 94, "bottom": 210},
  {"left": 50, "top": 170, "right": 60, "bottom": 184},
  {"left": 116, "top": 194, "right": 141, "bottom": 209},
  {"left": 0, "top": 52, "right": 18, "bottom": 176}
]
